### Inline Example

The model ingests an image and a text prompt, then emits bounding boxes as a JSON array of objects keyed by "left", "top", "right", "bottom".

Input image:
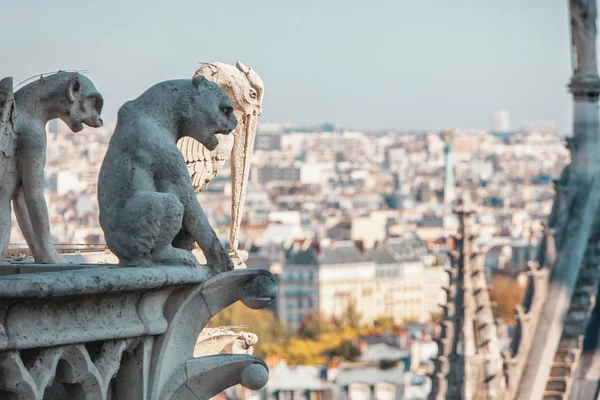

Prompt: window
[{"left": 300, "top": 270, "right": 308, "bottom": 282}]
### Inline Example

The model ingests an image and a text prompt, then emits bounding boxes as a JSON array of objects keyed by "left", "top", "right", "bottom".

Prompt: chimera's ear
[
  {"left": 66, "top": 73, "right": 81, "bottom": 103},
  {"left": 192, "top": 75, "right": 207, "bottom": 88}
]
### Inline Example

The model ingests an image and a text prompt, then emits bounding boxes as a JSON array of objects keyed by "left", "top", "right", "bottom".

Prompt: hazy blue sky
[{"left": 1, "top": 0, "right": 575, "bottom": 132}]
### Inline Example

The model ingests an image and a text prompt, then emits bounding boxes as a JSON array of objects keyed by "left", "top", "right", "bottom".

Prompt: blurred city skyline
[{"left": 2, "top": 1, "right": 574, "bottom": 132}]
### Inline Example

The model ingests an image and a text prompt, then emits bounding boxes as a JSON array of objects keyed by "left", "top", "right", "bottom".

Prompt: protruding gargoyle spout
[{"left": 178, "top": 61, "right": 265, "bottom": 268}]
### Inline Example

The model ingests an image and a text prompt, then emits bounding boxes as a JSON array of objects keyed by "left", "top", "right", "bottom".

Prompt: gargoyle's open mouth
[
  {"left": 204, "top": 133, "right": 220, "bottom": 151},
  {"left": 70, "top": 121, "right": 85, "bottom": 133},
  {"left": 70, "top": 118, "right": 103, "bottom": 133},
  {"left": 204, "top": 128, "right": 234, "bottom": 150}
]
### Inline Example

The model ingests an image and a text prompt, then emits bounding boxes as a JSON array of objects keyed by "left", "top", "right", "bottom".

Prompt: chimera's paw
[
  {"left": 230, "top": 250, "right": 248, "bottom": 269},
  {"left": 182, "top": 251, "right": 199, "bottom": 267},
  {"left": 207, "top": 249, "right": 235, "bottom": 275},
  {"left": 39, "top": 252, "right": 66, "bottom": 264}
]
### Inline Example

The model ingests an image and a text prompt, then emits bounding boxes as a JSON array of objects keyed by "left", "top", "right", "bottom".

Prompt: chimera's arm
[{"left": 178, "top": 177, "right": 234, "bottom": 273}]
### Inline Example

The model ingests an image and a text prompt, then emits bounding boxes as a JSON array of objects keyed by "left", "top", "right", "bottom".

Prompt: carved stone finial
[
  {"left": 195, "top": 328, "right": 258, "bottom": 356},
  {"left": 453, "top": 192, "right": 478, "bottom": 216},
  {"left": 570, "top": 0, "right": 600, "bottom": 84}
]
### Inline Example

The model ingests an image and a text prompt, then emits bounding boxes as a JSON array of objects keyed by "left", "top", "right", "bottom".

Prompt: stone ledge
[
  {"left": 0, "top": 263, "right": 211, "bottom": 299},
  {"left": 0, "top": 267, "right": 275, "bottom": 351},
  {"left": 0, "top": 267, "right": 277, "bottom": 399}
]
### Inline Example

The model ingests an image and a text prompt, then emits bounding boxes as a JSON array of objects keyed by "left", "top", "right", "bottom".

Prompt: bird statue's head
[{"left": 191, "top": 62, "right": 265, "bottom": 268}]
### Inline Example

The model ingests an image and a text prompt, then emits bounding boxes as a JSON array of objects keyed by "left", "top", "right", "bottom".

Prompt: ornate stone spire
[
  {"left": 501, "top": 3, "right": 600, "bottom": 399},
  {"left": 443, "top": 129, "right": 456, "bottom": 206},
  {"left": 430, "top": 194, "right": 506, "bottom": 399}
]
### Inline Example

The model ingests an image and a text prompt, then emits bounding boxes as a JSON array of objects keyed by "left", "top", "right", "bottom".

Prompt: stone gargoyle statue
[
  {"left": 178, "top": 62, "right": 264, "bottom": 268},
  {"left": 98, "top": 75, "right": 238, "bottom": 274},
  {"left": 195, "top": 327, "right": 258, "bottom": 356},
  {"left": 0, "top": 72, "right": 104, "bottom": 262}
]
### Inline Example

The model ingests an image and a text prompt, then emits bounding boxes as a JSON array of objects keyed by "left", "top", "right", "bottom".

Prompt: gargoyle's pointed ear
[
  {"left": 192, "top": 74, "right": 208, "bottom": 88},
  {"left": 66, "top": 72, "right": 81, "bottom": 103}
]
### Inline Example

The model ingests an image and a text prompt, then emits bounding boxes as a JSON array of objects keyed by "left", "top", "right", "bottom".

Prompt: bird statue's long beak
[{"left": 229, "top": 110, "right": 258, "bottom": 268}]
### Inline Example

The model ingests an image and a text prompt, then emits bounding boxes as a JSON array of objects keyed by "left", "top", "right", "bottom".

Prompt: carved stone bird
[{"left": 177, "top": 62, "right": 264, "bottom": 268}]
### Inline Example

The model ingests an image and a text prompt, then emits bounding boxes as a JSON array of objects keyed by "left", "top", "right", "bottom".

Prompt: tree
[
  {"left": 489, "top": 273, "right": 526, "bottom": 324},
  {"left": 298, "top": 312, "right": 333, "bottom": 340},
  {"left": 209, "top": 302, "right": 369, "bottom": 365},
  {"left": 209, "top": 302, "right": 288, "bottom": 359},
  {"left": 373, "top": 317, "right": 395, "bottom": 333},
  {"left": 328, "top": 340, "right": 361, "bottom": 362},
  {"left": 333, "top": 301, "right": 362, "bottom": 330},
  {"left": 379, "top": 359, "right": 400, "bottom": 370}
]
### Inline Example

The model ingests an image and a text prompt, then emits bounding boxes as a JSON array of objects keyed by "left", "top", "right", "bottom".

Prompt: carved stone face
[
  {"left": 182, "top": 76, "right": 238, "bottom": 151},
  {"left": 195, "top": 62, "right": 264, "bottom": 120},
  {"left": 64, "top": 74, "right": 104, "bottom": 132}
]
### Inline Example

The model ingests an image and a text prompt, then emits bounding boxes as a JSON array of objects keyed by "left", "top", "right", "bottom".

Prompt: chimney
[
  {"left": 359, "top": 339, "right": 368, "bottom": 354},
  {"left": 355, "top": 240, "right": 367, "bottom": 254},
  {"left": 325, "top": 360, "right": 339, "bottom": 382},
  {"left": 311, "top": 239, "right": 322, "bottom": 255}
]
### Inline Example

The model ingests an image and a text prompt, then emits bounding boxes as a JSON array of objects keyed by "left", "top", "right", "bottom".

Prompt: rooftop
[{"left": 287, "top": 241, "right": 369, "bottom": 266}]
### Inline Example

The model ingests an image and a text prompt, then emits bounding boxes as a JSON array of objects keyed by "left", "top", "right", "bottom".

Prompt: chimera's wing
[
  {"left": 177, "top": 136, "right": 224, "bottom": 193},
  {"left": 177, "top": 64, "right": 235, "bottom": 193},
  {"left": 0, "top": 77, "right": 17, "bottom": 160}
]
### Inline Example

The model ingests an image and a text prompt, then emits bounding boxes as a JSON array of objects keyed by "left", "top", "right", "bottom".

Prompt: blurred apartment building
[{"left": 277, "top": 235, "right": 447, "bottom": 331}]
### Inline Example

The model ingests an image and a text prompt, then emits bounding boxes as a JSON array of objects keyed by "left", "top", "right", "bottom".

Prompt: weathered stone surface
[
  {"left": 183, "top": 355, "right": 269, "bottom": 398},
  {"left": 512, "top": 3, "right": 600, "bottom": 399},
  {"left": 98, "top": 77, "right": 237, "bottom": 274},
  {"left": 570, "top": 0, "right": 599, "bottom": 83},
  {"left": 0, "top": 72, "right": 104, "bottom": 263},
  {"left": 429, "top": 195, "right": 506, "bottom": 399},
  {"left": 1, "top": 61, "right": 270, "bottom": 399},
  {"left": 0, "top": 267, "right": 277, "bottom": 399},
  {"left": 178, "top": 62, "right": 264, "bottom": 268},
  {"left": 195, "top": 328, "right": 258, "bottom": 356}
]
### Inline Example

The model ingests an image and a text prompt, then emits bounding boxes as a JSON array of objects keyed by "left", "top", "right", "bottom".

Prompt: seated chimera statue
[{"left": 98, "top": 75, "right": 237, "bottom": 274}]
